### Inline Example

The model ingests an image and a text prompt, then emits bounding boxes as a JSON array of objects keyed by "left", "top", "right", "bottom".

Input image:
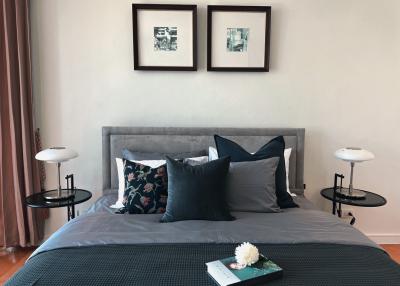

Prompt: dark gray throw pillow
[
  {"left": 160, "top": 156, "right": 234, "bottom": 223},
  {"left": 227, "top": 157, "right": 281, "bottom": 213},
  {"left": 122, "top": 149, "right": 207, "bottom": 161},
  {"left": 214, "top": 135, "right": 298, "bottom": 209}
]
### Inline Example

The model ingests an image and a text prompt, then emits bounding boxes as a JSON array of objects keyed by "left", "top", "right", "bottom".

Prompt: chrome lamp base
[
  {"left": 43, "top": 189, "right": 74, "bottom": 201},
  {"left": 335, "top": 187, "right": 366, "bottom": 200},
  {"left": 335, "top": 161, "right": 366, "bottom": 200},
  {"left": 43, "top": 161, "right": 75, "bottom": 201}
]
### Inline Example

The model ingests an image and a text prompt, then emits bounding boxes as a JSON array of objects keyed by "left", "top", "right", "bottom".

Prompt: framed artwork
[
  {"left": 207, "top": 5, "right": 271, "bottom": 72},
  {"left": 132, "top": 4, "right": 197, "bottom": 71}
]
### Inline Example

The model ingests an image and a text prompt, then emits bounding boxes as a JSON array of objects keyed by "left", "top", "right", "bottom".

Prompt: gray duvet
[{"left": 31, "top": 193, "right": 378, "bottom": 259}]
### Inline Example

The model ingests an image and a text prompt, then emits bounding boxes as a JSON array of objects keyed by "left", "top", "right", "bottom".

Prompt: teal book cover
[{"left": 220, "top": 255, "right": 282, "bottom": 281}]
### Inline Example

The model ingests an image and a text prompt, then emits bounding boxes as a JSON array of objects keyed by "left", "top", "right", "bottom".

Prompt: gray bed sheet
[
  {"left": 31, "top": 192, "right": 378, "bottom": 259},
  {"left": 86, "top": 189, "right": 317, "bottom": 214}
]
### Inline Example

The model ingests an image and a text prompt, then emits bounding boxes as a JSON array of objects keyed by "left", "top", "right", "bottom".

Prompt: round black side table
[
  {"left": 26, "top": 189, "right": 92, "bottom": 221},
  {"left": 321, "top": 187, "right": 386, "bottom": 225}
]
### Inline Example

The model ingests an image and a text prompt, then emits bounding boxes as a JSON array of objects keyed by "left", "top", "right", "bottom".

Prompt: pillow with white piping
[
  {"left": 208, "top": 146, "right": 295, "bottom": 196},
  {"left": 111, "top": 156, "right": 208, "bottom": 208},
  {"left": 110, "top": 158, "right": 167, "bottom": 208}
]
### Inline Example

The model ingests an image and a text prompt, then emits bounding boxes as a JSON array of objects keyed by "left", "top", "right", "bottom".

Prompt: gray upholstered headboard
[{"left": 102, "top": 127, "right": 305, "bottom": 195}]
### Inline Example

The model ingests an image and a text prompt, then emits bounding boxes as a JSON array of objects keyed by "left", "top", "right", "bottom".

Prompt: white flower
[{"left": 235, "top": 242, "right": 259, "bottom": 266}]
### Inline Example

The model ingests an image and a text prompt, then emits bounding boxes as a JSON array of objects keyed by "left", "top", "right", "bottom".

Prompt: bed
[{"left": 7, "top": 127, "right": 400, "bottom": 285}]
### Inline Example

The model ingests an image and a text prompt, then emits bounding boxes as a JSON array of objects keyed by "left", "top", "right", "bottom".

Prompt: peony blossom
[{"left": 235, "top": 242, "right": 259, "bottom": 266}]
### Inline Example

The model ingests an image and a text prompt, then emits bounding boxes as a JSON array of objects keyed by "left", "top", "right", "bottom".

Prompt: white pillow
[
  {"left": 284, "top": 148, "right": 295, "bottom": 196},
  {"left": 208, "top": 146, "right": 219, "bottom": 161},
  {"left": 109, "top": 158, "right": 125, "bottom": 209},
  {"left": 183, "top": 156, "right": 209, "bottom": 165},
  {"left": 111, "top": 156, "right": 209, "bottom": 208},
  {"left": 208, "top": 146, "right": 295, "bottom": 196}
]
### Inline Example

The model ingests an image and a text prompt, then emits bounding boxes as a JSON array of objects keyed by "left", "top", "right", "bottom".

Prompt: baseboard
[{"left": 367, "top": 234, "right": 400, "bottom": 244}]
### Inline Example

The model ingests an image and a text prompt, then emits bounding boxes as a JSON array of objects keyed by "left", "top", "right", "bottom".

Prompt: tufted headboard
[{"left": 102, "top": 127, "right": 305, "bottom": 195}]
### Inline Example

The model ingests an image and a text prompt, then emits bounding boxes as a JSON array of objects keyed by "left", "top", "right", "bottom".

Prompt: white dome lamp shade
[
  {"left": 35, "top": 147, "right": 78, "bottom": 163},
  {"left": 334, "top": 147, "right": 374, "bottom": 199},
  {"left": 35, "top": 147, "right": 78, "bottom": 200}
]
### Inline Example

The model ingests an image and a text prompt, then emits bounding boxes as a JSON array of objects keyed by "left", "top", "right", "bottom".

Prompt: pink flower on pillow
[
  {"left": 144, "top": 183, "right": 154, "bottom": 193},
  {"left": 141, "top": 196, "right": 151, "bottom": 207},
  {"left": 127, "top": 173, "right": 134, "bottom": 182},
  {"left": 155, "top": 166, "right": 166, "bottom": 178}
]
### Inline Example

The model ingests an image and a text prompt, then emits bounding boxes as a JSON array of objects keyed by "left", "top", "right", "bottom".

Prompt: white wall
[{"left": 30, "top": 0, "right": 400, "bottom": 242}]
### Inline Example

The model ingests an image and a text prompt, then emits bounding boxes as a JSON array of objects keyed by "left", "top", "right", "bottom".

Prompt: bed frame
[{"left": 102, "top": 127, "right": 305, "bottom": 195}]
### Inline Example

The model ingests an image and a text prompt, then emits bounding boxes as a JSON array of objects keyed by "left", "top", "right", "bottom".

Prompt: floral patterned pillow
[{"left": 117, "top": 159, "right": 168, "bottom": 214}]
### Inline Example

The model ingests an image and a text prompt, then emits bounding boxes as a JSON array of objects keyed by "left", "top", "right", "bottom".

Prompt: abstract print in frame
[
  {"left": 132, "top": 4, "right": 197, "bottom": 71},
  {"left": 207, "top": 5, "right": 271, "bottom": 72}
]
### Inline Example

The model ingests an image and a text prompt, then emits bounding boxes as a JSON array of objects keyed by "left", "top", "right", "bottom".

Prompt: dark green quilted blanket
[{"left": 6, "top": 243, "right": 400, "bottom": 285}]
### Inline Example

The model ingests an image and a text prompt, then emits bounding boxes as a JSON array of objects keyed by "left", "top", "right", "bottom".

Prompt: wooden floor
[
  {"left": 0, "top": 247, "right": 36, "bottom": 285},
  {"left": 382, "top": 244, "right": 400, "bottom": 264},
  {"left": 0, "top": 245, "right": 399, "bottom": 283}
]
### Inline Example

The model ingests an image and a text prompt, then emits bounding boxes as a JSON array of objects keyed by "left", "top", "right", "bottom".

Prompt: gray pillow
[
  {"left": 227, "top": 157, "right": 281, "bottom": 213},
  {"left": 122, "top": 149, "right": 207, "bottom": 161}
]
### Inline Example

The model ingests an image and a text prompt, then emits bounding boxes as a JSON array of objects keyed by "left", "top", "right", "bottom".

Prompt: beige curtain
[{"left": 0, "top": 0, "right": 48, "bottom": 248}]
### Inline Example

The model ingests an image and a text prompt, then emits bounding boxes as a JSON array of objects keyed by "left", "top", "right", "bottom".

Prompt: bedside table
[
  {"left": 321, "top": 187, "right": 386, "bottom": 225},
  {"left": 26, "top": 189, "right": 92, "bottom": 221}
]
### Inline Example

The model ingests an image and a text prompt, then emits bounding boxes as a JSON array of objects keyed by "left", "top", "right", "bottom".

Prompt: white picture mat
[
  {"left": 211, "top": 11, "right": 266, "bottom": 68},
  {"left": 137, "top": 10, "right": 193, "bottom": 67}
]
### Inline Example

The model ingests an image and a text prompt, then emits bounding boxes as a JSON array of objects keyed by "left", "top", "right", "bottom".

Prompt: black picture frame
[
  {"left": 132, "top": 4, "right": 197, "bottom": 71},
  {"left": 207, "top": 5, "right": 271, "bottom": 72}
]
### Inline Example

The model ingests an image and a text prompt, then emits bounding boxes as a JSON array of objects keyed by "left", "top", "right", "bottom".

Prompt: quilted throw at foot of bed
[{"left": 6, "top": 243, "right": 400, "bottom": 286}]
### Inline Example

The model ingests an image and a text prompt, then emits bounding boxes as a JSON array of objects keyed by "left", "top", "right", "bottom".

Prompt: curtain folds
[{"left": 0, "top": 0, "right": 48, "bottom": 248}]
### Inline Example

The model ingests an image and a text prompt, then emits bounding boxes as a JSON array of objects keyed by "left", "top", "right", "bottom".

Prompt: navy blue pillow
[
  {"left": 214, "top": 135, "right": 298, "bottom": 208},
  {"left": 160, "top": 156, "right": 235, "bottom": 222}
]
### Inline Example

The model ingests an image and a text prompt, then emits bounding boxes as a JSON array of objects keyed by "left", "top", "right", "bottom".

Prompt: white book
[{"left": 206, "top": 260, "right": 241, "bottom": 286}]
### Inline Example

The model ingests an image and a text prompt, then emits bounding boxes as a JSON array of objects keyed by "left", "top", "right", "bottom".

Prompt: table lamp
[
  {"left": 35, "top": 147, "right": 78, "bottom": 200},
  {"left": 334, "top": 147, "right": 374, "bottom": 199}
]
